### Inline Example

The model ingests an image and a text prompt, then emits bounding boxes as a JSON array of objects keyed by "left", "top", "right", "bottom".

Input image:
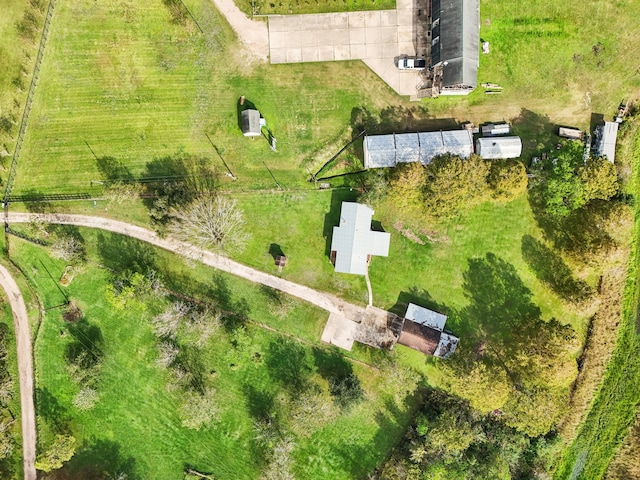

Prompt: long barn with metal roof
[
  {"left": 363, "top": 130, "right": 474, "bottom": 169},
  {"left": 430, "top": 0, "right": 480, "bottom": 95}
]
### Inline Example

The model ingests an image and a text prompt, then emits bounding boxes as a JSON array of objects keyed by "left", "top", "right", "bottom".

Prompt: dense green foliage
[
  {"left": 382, "top": 389, "right": 562, "bottom": 479},
  {"left": 530, "top": 142, "right": 619, "bottom": 217}
]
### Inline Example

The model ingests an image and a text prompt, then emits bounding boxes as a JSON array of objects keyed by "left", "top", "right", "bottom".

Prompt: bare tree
[
  {"left": 182, "top": 305, "right": 222, "bottom": 349},
  {"left": 151, "top": 301, "right": 190, "bottom": 339},
  {"left": 156, "top": 341, "right": 179, "bottom": 369},
  {"left": 169, "top": 196, "right": 248, "bottom": 252},
  {"left": 73, "top": 387, "right": 99, "bottom": 410},
  {"left": 263, "top": 437, "right": 296, "bottom": 480},
  {"left": 51, "top": 235, "right": 85, "bottom": 263},
  {"left": 179, "top": 388, "right": 219, "bottom": 430}
]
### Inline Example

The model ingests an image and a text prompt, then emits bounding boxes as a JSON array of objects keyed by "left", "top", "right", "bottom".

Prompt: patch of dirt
[
  {"left": 393, "top": 222, "right": 425, "bottom": 245},
  {"left": 63, "top": 302, "right": 84, "bottom": 323}
]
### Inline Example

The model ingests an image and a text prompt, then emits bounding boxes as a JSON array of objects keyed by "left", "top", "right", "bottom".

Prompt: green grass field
[
  {"left": 235, "top": 0, "right": 395, "bottom": 16},
  {"left": 9, "top": 230, "right": 417, "bottom": 479},
  {"left": 4, "top": 0, "right": 640, "bottom": 476}
]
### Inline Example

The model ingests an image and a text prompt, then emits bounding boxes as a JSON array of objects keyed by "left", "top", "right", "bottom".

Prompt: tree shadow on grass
[
  {"left": 264, "top": 339, "right": 312, "bottom": 395},
  {"left": 54, "top": 438, "right": 139, "bottom": 480},
  {"left": 162, "top": 271, "right": 250, "bottom": 332},
  {"left": 64, "top": 319, "right": 104, "bottom": 370},
  {"left": 36, "top": 387, "right": 71, "bottom": 435},
  {"left": 521, "top": 235, "right": 592, "bottom": 303},
  {"left": 96, "top": 231, "right": 157, "bottom": 275},
  {"left": 312, "top": 348, "right": 363, "bottom": 408},
  {"left": 510, "top": 108, "right": 558, "bottom": 162},
  {"left": 96, "top": 156, "right": 134, "bottom": 183}
]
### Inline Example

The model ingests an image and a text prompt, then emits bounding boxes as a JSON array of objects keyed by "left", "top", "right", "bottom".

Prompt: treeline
[
  {"left": 0, "top": 320, "right": 18, "bottom": 477},
  {"left": 0, "top": 0, "right": 48, "bottom": 158},
  {"left": 362, "top": 155, "right": 528, "bottom": 218},
  {"left": 381, "top": 388, "right": 560, "bottom": 479}
]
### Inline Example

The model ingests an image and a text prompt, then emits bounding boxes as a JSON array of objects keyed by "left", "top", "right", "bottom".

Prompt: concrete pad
[
  {"left": 382, "top": 41, "right": 400, "bottom": 58},
  {"left": 268, "top": 16, "right": 285, "bottom": 32},
  {"left": 397, "top": 25, "right": 413, "bottom": 43},
  {"left": 300, "top": 33, "right": 317, "bottom": 47},
  {"left": 334, "top": 43, "right": 352, "bottom": 60},
  {"left": 286, "top": 48, "right": 302, "bottom": 63},
  {"left": 380, "top": 26, "right": 398, "bottom": 43},
  {"left": 284, "top": 15, "right": 301, "bottom": 31},
  {"left": 321, "top": 313, "right": 357, "bottom": 351},
  {"left": 364, "top": 10, "right": 381, "bottom": 27},
  {"left": 318, "top": 45, "right": 336, "bottom": 61},
  {"left": 365, "top": 42, "right": 382, "bottom": 59},
  {"left": 301, "top": 46, "right": 320, "bottom": 62},
  {"left": 398, "top": 40, "right": 416, "bottom": 56},
  {"left": 331, "top": 28, "right": 350, "bottom": 44},
  {"left": 332, "top": 12, "right": 349, "bottom": 28},
  {"left": 350, "top": 43, "right": 367, "bottom": 58},
  {"left": 348, "top": 11, "right": 365, "bottom": 28},
  {"left": 365, "top": 26, "right": 381, "bottom": 44},
  {"left": 349, "top": 27, "right": 366, "bottom": 44},
  {"left": 396, "top": 9, "right": 413, "bottom": 27},
  {"left": 269, "top": 31, "right": 286, "bottom": 49},
  {"left": 270, "top": 48, "right": 287, "bottom": 63},
  {"left": 380, "top": 10, "right": 397, "bottom": 27}
]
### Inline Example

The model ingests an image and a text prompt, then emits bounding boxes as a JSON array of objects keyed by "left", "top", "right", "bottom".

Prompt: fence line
[{"left": 3, "top": 0, "right": 57, "bottom": 208}]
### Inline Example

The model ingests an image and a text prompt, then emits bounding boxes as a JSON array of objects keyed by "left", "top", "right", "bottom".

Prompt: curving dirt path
[
  {"left": 210, "top": 0, "right": 269, "bottom": 61},
  {"left": 7, "top": 213, "right": 367, "bottom": 321},
  {"left": 0, "top": 264, "right": 36, "bottom": 480}
]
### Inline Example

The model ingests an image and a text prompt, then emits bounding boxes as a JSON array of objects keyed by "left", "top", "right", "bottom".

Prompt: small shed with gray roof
[
  {"left": 330, "top": 202, "right": 390, "bottom": 275},
  {"left": 363, "top": 130, "right": 474, "bottom": 169},
  {"left": 476, "top": 136, "right": 522, "bottom": 159},
  {"left": 241, "top": 109, "right": 262, "bottom": 137}
]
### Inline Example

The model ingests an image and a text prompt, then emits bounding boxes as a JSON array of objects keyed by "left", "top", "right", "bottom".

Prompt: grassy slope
[
  {"left": 555, "top": 123, "right": 640, "bottom": 479},
  {"left": 11, "top": 229, "right": 414, "bottom": 479}
]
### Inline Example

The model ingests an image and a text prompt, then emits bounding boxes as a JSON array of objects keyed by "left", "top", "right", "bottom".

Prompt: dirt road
[
  {"left": 7, "top": 213, "right": 367, "bottom": 321},
  {"left": 210, "top": 0, "right": 269, "bottom": 61},
  {"left": 0, "top": 264, "right": 36, "bottom": 480}
]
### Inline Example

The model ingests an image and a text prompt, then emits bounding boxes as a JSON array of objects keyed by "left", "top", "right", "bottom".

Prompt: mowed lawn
[
  {"left": 234, "top": 189, "right": 588, "bottom": 332},
  {"left": 11, "top": 231, "right": 415, "bottom": 479},
  {"left": 14, "top": 0, "right": 396, "bottom": 196}
]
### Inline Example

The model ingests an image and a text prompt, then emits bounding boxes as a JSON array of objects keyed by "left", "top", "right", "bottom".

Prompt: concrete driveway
[{"left": 268, "top": 0, "right": 424, "bottom": 97}]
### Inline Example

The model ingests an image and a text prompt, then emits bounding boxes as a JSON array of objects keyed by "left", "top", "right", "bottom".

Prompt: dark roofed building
[
  {"left": 430, "top": 0, "right": 480, "bottom": 95},
  {"left": 397, "top": 303, "right": 459, "bottom": 358},
  {"left": 398, "top": 319, "right": 442, "bottom": 355}
]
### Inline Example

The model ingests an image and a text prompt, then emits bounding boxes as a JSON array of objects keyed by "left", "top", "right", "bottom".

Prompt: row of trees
[
  {"left": 364, "top": 155, "right": 528, "bottom": 219},
  {"left": 0, "top": 0, "right": 48, "bottom": 157}
]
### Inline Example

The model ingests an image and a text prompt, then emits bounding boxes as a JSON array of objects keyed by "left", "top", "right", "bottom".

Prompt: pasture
[{"left": 10, "top": 230, "right": 417, "bottom": 479}]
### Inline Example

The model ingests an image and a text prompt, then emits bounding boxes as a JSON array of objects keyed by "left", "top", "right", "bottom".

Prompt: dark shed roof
[
  {"left": 431, "top": 0, "right": 479, "bottom": 88},
  {"left": 397, "top": 320, "right": 441, "bottom": 355}
]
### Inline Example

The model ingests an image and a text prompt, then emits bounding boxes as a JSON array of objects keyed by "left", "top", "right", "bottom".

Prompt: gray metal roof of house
[
  {"left": 405, "top": 303, "right": 447, "bottom": 331},
  {"left": 241, "top": 109, "right": 261, "bottom": 136},
  {"left": 476, "top": 136, "right": 522, "bottom": 159},
  {"left": 598, "top": 121, "right": 618, "bottom": 162},
  {"left": 330, "top": 202, "right": 390, "bottom": 275},
  {"left": 434, "top": 332, "right": 459, "bottom": 358},
  {"left": 431, "top": 0, "right": 480, "bottom": 88},
  {"left": 363, "top": 130, "right": 473, "bottom": 169}
]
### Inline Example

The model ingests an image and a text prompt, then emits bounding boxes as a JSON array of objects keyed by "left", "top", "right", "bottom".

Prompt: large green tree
[
  {"left": 532, "top": 142, "right": 618, "bottom": 217},
  {"left": 423, "top": 154, "right": 491, "bottom": 218}
]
